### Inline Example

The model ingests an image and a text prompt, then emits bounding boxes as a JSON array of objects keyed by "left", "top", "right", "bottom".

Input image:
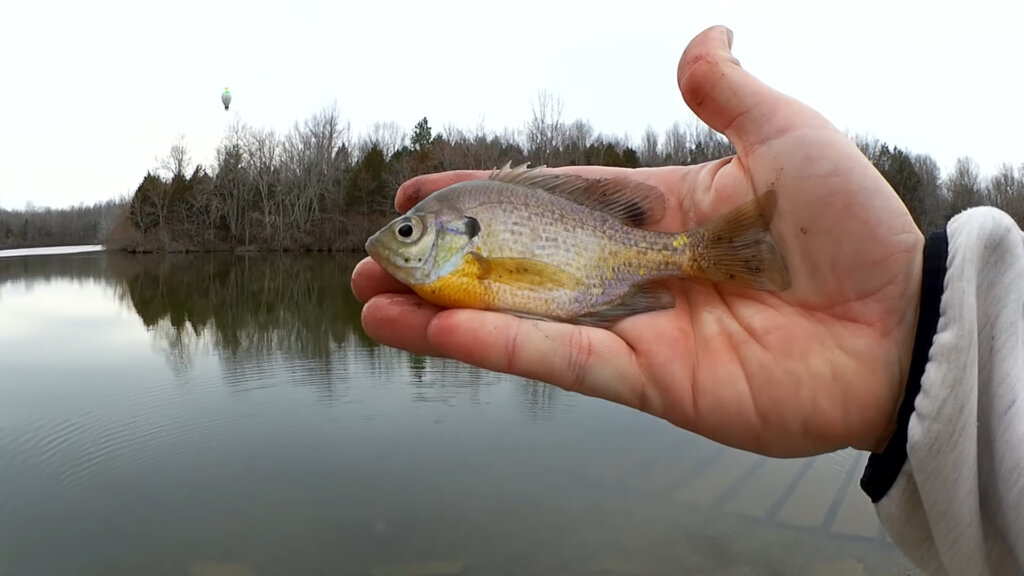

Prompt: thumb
[{"left": 677, "top": 26, "right": 825, "bottom": 155}]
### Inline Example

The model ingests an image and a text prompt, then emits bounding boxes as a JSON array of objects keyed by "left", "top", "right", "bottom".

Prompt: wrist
[{"left": 861, "top": 228, "right": 948, "bottom": 502}]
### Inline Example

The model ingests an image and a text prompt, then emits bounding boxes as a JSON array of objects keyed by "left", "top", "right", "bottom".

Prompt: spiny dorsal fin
[{"left": 488, "top": 162, "right": 667, "bottom": 228}]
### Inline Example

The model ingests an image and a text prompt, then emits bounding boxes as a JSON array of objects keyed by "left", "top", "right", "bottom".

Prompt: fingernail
[{"left": 725, "top": 26, "right": 734, "bottom": 50}]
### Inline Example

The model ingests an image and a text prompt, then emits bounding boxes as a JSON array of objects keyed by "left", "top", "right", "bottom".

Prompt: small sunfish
[{"left": 365, "top": 163, "right": 791, "bottom": 328}]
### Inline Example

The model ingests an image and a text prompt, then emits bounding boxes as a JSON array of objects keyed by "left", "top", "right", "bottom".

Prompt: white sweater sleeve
[{"left": 859, "top": 206, "right": 1024, "bottom": 575}]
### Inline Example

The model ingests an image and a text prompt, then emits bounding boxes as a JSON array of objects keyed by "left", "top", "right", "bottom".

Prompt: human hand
[{"left": 350, "top": 25, "right": 924, "bottom": 457}]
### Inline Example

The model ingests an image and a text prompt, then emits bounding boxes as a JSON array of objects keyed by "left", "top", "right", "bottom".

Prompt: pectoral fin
[{"left": 467, "top": 252, "right": 579, "bottom": 291}]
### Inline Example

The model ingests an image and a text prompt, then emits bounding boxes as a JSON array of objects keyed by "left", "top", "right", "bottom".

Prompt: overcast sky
[{"left": 1, "top": 0, "right": 1020, "bottom": 210}]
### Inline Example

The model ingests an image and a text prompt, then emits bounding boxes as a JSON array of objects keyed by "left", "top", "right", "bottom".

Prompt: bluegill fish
[{"left": 365, "top": 163, "right": 790, "bottom": 328}]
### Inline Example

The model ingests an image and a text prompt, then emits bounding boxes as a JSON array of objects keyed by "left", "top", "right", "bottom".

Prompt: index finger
[
  {"left": 395, "top": 169, "right": 492, "bottom": 212},
  {"left": 422, "top": 306, "right": 652, "bottom": 412},
  {"left": 394, "top": 165, "right": 695, "bottom": 214}
]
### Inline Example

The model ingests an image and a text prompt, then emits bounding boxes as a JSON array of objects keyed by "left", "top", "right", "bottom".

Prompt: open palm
[{"left": 351, "top": 26, "right": 924, "bottom": 458}]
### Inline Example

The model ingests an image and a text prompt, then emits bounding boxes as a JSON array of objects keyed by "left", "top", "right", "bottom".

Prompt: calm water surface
[{"left": 0, "top": 248, "right": 919, "bottom": 576}]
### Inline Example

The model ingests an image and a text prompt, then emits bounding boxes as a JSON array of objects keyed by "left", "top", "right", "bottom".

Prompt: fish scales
[{"left": 441, "top": 180, "right": 692, "bottom": 319}]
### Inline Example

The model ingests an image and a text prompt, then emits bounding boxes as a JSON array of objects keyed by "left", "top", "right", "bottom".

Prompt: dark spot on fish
[
  {"left": 464, "top": 215, "right": 481, "bottom": 239},
  {"left": 800, "top": 226, "right": 808, "bottom": 235}
]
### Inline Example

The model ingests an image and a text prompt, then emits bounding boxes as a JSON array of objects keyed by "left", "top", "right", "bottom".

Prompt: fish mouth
[
  {"left": 363, "top": 232, "right": 400, "bottom": 276},
  {"left": 365, "top": 244, "right": 387, "bottom": 269},
  {"left": 364, "top": 229, "right": 385, "bottom": 260}
]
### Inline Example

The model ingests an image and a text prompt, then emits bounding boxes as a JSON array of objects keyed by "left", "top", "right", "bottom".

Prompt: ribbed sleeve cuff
[{"left": 860, "top": 228, "right": 949, "bottom": 503}]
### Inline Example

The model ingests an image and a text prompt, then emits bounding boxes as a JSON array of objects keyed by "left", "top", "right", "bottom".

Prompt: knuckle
[
  {"left": 504, "top": 320, "right": 525, "bottom": 375},
  {"left": 563, "top": 326, "right": 592, "bottom": 394}
]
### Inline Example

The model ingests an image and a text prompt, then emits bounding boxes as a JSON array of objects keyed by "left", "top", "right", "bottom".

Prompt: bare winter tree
[
  {"left": 561, "top": 119, "right": 594, "bottom": 165},
  {"left": 640, "top": 125, "right": 662, "bottom": 166},
  {"left": 911, "top": 153, "right": 944, "bottom": 230},
  {"left": 160, "top": 134, "right": 193, "bottom": 178},
  {"left": 943, "top": 156, "right": 986, "bottom": 220},
  {"left": 987, "top": 162, "right": 1024, "bottom": 222},
  {"left": 244, "top": 126, "right": 282, "bottom": 244},
  {"left": 434, "top": 122, "right": 468, "bottom": 170},
  {"left": 469, "top": 121, "right": 521, "bottom": 169},
  {"left": 663, "top": 121, "right": 691, "bottom": 165},
  {"left": 279, "top": 104, "right": 348, "bottom": 233},
  {"left": 526, "top": 90, "right": 566, "bottom": 164},
  {"left": 212, "top": 139, "right": 249, "bottom": 242},
  {"left": 365, "top": 121, "right": 406, "bottom": 159}
]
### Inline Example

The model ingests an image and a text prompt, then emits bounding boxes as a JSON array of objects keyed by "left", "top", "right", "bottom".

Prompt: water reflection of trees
[
  {"left": 405, "top": 354, "right": 492, "bottom": 406},
  {"left": 104, "top": 252, "right": 542, "bottom": 406},
  {"left": 0, "top": 252, "right": 110, "bottom": 291},
  {"left": 406, "top": 354, "right": 568, "bottom": 419},
  {"left": 105, "top": 252, "right": 377, "bottom": 371},
  {"left": 517, "top": 379, "right": 564, "bottom": 421},
  {"left": 1, "top": 250, "right": 573, "bottom": 414}
]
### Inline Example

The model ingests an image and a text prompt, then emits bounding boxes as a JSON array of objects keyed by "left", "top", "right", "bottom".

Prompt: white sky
[{"left": 1, "top": 0, "right": 1021, "bottom": 210}]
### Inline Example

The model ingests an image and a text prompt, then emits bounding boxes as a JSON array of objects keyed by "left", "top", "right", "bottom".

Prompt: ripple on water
[{"left": 0, "top": 370, "right": 239, "bottom": 499}]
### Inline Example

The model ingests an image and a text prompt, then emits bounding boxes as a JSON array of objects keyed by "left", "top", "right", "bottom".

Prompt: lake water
[{"left": 0, "top": 248, "right": 920, "bottom": 576}]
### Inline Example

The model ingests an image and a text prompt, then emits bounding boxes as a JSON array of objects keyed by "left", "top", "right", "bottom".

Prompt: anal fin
[{"left": 573, "top": 283, "right": 676, "bottom": 328}]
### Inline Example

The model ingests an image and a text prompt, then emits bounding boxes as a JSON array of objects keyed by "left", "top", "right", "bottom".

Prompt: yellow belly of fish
[
  {"left": 410, "top": 253, "right": 496, "bottom": 310},
  {"left": 409, "top": 251, "right": 580, "bottom": 312},
  {"left": 411, "top": 274, "right": 494, "bottom": 310}
]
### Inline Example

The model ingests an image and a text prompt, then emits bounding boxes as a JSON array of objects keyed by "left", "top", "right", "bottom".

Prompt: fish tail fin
[{"left": 685, "top": 190, "right": 791, "bottom": 292}]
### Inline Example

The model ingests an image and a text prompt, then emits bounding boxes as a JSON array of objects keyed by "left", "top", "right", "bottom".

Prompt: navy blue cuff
[{"left": 860, "top": 228, "right": 949, "bottom": 503}]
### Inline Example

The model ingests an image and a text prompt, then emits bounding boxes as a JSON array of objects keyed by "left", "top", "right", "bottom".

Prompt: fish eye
[{"left": 393, "top": 217, "right": 422, "bottom": 243}]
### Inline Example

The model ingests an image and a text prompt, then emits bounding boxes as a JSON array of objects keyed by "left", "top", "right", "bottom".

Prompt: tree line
[
  {"left": 0, "top": 200, "right": 123, "bottom": 251},
  {"left": 853, "top": 136, "right": 1024, "bottom": 232},
  {"left": 104, "top": 92, "right": 741, "bottom": 253},
  {"left": 7, "top": 90, "right": 1022, "bottom": 253}
]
